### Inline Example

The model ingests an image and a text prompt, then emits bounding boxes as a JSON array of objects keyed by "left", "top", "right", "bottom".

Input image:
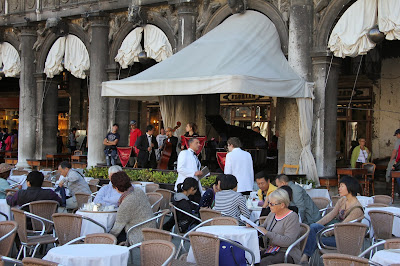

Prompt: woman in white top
[{"left": 350, "top": 138, "right": 371, "bottom": 168}]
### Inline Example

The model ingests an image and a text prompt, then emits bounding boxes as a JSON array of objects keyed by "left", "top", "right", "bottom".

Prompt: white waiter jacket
[
  {"left": 224, "top": 147, "right": 254, "bottom": 192},
  {"left": 175, "top": 148, "right": 203, "bottom": 194}
]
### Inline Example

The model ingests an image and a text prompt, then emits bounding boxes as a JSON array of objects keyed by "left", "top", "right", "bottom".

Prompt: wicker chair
[
  {"left": 169, "top": 203, "right": 202, "bottom": 235},
  {"left": 147, "top": 192, "right": 163, "bottom": 213},
  {"left": 366, "top": 203, "right": 388, "bottom": 208},
  {"left": 88, "top": 179, "right": 100, "bottom": 194},
  {"left": 368, "top": 210, "right": 397, "bottom": 242},
  {"left": 64, "top": 233, "right": 117, "bottom": 245},
  {"left": 146, "top": 183, "right": 160, "bottom": 193},
  {"left": 52, "top": 213, "right": 106, "bottom": 245},
  {"left": 155, "top": 189, "right": 173, "bottom": 210},
  {"left": 142, "top": 228, "right": 173, "bottom": 242},
  {"left": 209, "top": 217, "right": 238, "bottom": 226},
  {"left": 373, "top": 195, "right": 392, "bottom": 205},
  {"left": 317, "top": 222, "right": 368, "bottom": 256},
  {"left": 128, "top": 240, "right": 176, "bottom": 266},
  {"left": 11, "top": 208, "right": 57, "bottom": 260},
  {"left": 74, "top": 192, "right": 91, "bottom": 210},
  {"left": 41, "top": 180, "right": 53, "bottom": 188},
  {"left": 258, "top": 216, "right": 267, "bottom": 226},
  {"left": 199, "top": 208, "right": 222, "bottom": 221},
  {"left": 21, "top": 257, "right": 59, "bottom": 266},
  {"left": 20, "top": 200, "right": 59, "bottom": 234},
  {"left": 0, "top": 256, "right": 22, "bottom": 266},
  {"left": 331, "top": 196, "right": 342, "bottom": 207},
  {"left": 312, "top": 197, "right": 331, "bottom": 210},
  {"left": 0, "top": 221, "right": 18, "bottom": 257},
  {"left": 188, "top": 231, "right": 256, "bottom": 266},
  {"left": 323, "top": 253, "right": 370, "bottom": 266},
  {"left": 362, "top": 163, "right": 376, "bottom": 196},
  {"left": 385, "top": 238, "right": 400, "bottom": 249},
  {"left": 0, "top": 211, "right": 8, "bottom": 221}
]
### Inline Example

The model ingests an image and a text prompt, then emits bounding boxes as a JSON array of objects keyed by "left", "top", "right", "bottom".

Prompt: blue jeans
[
  {"left": 304, "top": 223, "right": 337, "bottom": 257},
  {"left": 105, "top": 149, "right": 118, "bottom": 166}
]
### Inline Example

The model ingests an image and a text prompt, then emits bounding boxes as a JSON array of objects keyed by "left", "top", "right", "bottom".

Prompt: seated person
[
  {"left": 0, "top": 163, "right": 12, "bottom": 199},
  {"left": 255, "top": 171, "right": 277, "bottom": 206},
  {"left": 93, "top": 165, "right": 123, "bottom": 207},
  {"left": 172, "top": 177, "right": 200, "bottom": 233},
  {"left": 57, "top": 161, "right": 91, "bottom": 209},
  {"left": 260, "top": 185, "right": 298, "bottom": 217},
  {"left": 253, "top": 189, "right": 301, "bottom": 265},
  {"left": 109, "top": 171, "right": 155, "bottom": 245},
  {"left": 214, "top": 174, "right": 250, "bottom": 223},
  {"left": 275, "top": 174, "right": 321, "bottom": 225},
  {"left": 198, "top": 175, "right": 221, "bottom": 209},
  {"left": 301, "top": 176, "right": 364, "bottom": 263},
  {"left": 6, "top": 171, "right": 62, "bottom": 210}
]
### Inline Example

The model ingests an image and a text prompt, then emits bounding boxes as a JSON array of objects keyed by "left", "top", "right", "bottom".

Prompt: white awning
[
  {"left": 102, "top": 10, "right": 313, "bottom": 101},
  {"left": 0, "top": 42, "right": 21, "bottom": 77},
  {"left": 378, "top": 0, "right": 400, "bottom": 40}
]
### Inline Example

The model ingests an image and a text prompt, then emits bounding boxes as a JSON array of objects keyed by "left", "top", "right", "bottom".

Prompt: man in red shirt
[{"left": 129, "top": 120, "right": 142, "bottom": 166}]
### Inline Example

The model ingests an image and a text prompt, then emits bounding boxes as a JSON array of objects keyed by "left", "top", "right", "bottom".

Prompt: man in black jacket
[{"left": 135, "top": 125, "right": 158, "bottom": 169}]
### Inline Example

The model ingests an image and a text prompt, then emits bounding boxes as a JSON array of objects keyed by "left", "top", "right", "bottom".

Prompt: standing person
[
  {"left": 275, "top": 174, "right": 321, "bottom": 225},
  {"left": 156, "top": 128, "right": 167, "bottom": 161},
  {"left": 4, "top": 134, "right": 12, "bottom": 151},
  {"left": 0, "top": 128, "right": 8, "bottom": 151},
  {"left": 350, "top": 138, "right": 371, "bottom": 168},
  {"left": 135, "top": 125, "right": 158, "bottom": 169},
  {"left": 386, "top": 129, "right": 400, "bottom": 183},
  {"left": 56, "top": 130, "right": 63, "bottom": 154},
  {"left": 180, "top": 122, "right": 199, "bottom": 150},
  {"left": 164, "top": 127, "right": 179, "bottom": 170},
  {"left": 57, "top": 161, "right": 91, "bottom": 209},
  {"left": 68, "top": 128, "right": 78, "bottom": 153},
  {"left": 224, "top": 137, "right": 254, "bottom": 195},
  {"left": 11, "top": 129, "right": 18, "bottom": 151},
  {"left": 128, "top": 120, "right": 142, "bottom": 166},
  {"left": 176, "top": 138, "right": 203, "bottom": 202},
  {"left": 103, "top": 124, "right": 120, "bottom": 166}
]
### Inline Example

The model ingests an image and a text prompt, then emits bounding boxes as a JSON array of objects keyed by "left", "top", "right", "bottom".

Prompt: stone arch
[
  {"left": 2, "top": 30, "right": 20, "bottom": 57},
  {"left": 315, "top": 0, "right": 357, "bottom": 50},
  {"left": 203, "top": 0, "right": 289, "bottom": 54},
  {"left": 36, "top": 23, "right": 89, "bottom": 74},
  {"left": 109, "top": 18, "right": 177, "bottom": 67}
]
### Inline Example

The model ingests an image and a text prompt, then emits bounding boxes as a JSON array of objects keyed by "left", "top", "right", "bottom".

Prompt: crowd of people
[{"left": 0, "top": 128, "right": 18, "bottom": 152}]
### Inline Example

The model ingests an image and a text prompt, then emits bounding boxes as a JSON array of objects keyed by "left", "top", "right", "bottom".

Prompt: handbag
[{"left": 219, "top": 240, "right": 247, "bottom": 266}]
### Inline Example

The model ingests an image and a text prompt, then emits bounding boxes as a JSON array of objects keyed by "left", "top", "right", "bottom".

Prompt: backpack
[{"left": 219, "top": 240, "right": 247, "bottom": 266}]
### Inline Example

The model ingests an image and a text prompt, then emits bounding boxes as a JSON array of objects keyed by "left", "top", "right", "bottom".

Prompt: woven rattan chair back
[
  {"left": 88, "top": 179, "right": 100, "bottom": 194},
  {"left": 312, "top": 197, "right": 331, "bottom": 210},
  {"left": 188, "top": 231, "right": 220, "bottom": 266},
  {"left": 140, "top": 240, "right": 175, "bottom": 266},
  {"left": 145, "top": 184, "right": 160, "bottom": 193},
  {"left": 373, "top": 195, "right": 392, "bottom": 205},
  {"left": 258, "top": 216, "right": 267, "bottom": 225},
  {"left": 142, "top": 228, "right": 172, "bottom": 242},
  {"left": 146, "top": 192, "right": 163, "bottom": 213},
  {"left": 331, "top": 196, "right": 342, "bottom": 207},
  {"left": 11, "top": 208, "right": 29, "bottom": 243},
  {"left": 209, "top": 217, "right": 238, "bottom": 226},
  {"left": 155, "top": 189, "right": 173, "bottom": 210},
  {"left": 74, "top": 193, "right": 91, "bottom": 209},
  {"left": 199, "top": 209, "right": 222, "bottom": 221},
  {"left": 299, "top": 223, "right": 310, "bottom": 253},
  {"left": 369, "top": 210, "right": 394, "bottom": 240},
  {"left": 322, "top": 253, "right": 369, "bottom": 266},
  {"left": 22, "top": 257, "right": 59, "bottom": 266},
  {"left": 84, "top": 233, "right": 117, "bottom": 245},
  {"left": 29, "top": 200, "right": 58, "bottom": 234},
  {"left": 366, "top": 203, "right": 388, "bottom": 208},
  {"left": 41, "top": 180, "right": 53, "bottom": 188},
  {"left": 384, "top": 238, "right": 400, "bottom": 249},
  {"left": 169, "top": 203, "right": 181, "bottom": 235},
  {"left": 334, "top": 222, "right": 368, "bottom": 255},
  {"left": 52, "top": 213, "right": 82, "bottom": 245},
  {"left": 0, "top": 221, "right": 18, "bottom": 256}
]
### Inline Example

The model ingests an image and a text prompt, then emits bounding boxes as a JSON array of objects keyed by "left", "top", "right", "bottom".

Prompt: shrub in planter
[{"left": 200, "top": 175, "right": 217, "bottom": 188}]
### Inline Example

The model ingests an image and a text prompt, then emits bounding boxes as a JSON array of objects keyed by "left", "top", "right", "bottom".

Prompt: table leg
[{"left": 392, "top": 176, "right": 395, "bottom": 201}]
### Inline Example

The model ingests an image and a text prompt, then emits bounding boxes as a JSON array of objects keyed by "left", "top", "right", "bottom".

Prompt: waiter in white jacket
[
  {"left": 176, "top": 138, "right": 203, "bottom": 202},
  {"left": 224, "top": 137, "right": 254, "bottom": 195}
]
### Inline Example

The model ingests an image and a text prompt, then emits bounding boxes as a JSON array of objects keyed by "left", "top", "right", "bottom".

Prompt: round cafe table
[
  {"left": 371, "top": 249, "right": 400, "bottom": 266},
  {"left": 363, "top": 206, "right": 400, "bottom": 238},
  {"left": 76, "top": 210, "right": 117, "bottom": 236},
  {"left": 356, "top": 196, "right": 374, "bottom": 207},
  {"left": 43, "top": 244, "right": 129, "bottom": 266},
  {"left": 186, "top": 225, "right": 260, "bottom": 264}
]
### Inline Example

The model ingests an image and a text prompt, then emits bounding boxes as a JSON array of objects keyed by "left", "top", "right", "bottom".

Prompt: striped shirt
[{"left": 214, "top": 190, "right": 250, "bottom": 223}]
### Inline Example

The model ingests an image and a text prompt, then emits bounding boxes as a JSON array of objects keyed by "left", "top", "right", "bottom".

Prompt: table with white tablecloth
[
  {"left": 76, "top": 210, "right": 117, "bottom": 236},
  {"left": 187, "top": 225, "right": 260, "bottom": 264},
  {"left": 132, "top": 181, "right": 155, "bottom": 193},
  {"left": 371, "top": 249, "right": 400, "bottom": 266},
  {"left": 43, "top": 244, "right": 129, "bottom": 266},
  {"left": 306, "top": 188, "right": 330, "bottom": 200},
  {"left": 0, "top": 199, "right": 11, "bottom": 222},
  {"left": 7, "top": 175, "right": 27, "bottom": 189},
  {"left": 356, "top": 196, "right": 373, "bottom": 207},
  {"left": 249, "top": 206, "right": 262, "bottom": 222},
  {"left": 363, "top": 207, "right": 400, "bottom": 238}
]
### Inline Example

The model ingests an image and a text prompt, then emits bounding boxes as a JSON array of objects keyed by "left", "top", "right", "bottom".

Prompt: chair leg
[
  {"left": 16, "top": 245, "right": 24, "bottom": 260},
  {"left": 31, "top": 243, "right": 40, "bottom": 258}
]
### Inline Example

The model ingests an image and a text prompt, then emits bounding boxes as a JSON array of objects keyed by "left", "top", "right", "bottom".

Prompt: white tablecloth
[
  {"left": 187, "top": 225, "right": 260, "bottom": 264},
  {"left": 371, "top": 249, "right": 400, "bottom": 266},
  {"left": 356, "top": 196, "right": 374, "bottom": 207},
  {"left": 306, "top": 188, "right": 330, "bottom": 200},
  {"left": 363, "top": 207, "right": 400, "bottom": 237},
  {"left": 248, "top": 206, "right": 262, "bottom": 222},
  {"left": 132, "top": 182, "right": 155, "bottom": 193},
  {"left": 76, "top": 210, "right": 117, "bottom": 236},
  {"left": 7, "top": 175, "right": 27, "bottom": 189},
  {"left": 0, "top": 199, "right": 11, "bottom": 222},
  {"left": 43, "top": 244, "right": 129, "bottom": 266}
]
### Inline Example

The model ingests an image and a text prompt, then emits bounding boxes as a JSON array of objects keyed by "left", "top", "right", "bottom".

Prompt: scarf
[{"left": 118, "top": 186, "right": 134, "bottom": 206}]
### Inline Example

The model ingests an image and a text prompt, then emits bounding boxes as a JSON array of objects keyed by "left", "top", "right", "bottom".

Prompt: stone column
[
  {"left": 16, "top": 25, "right": 37, "bottom": 168},
  {"left": 87, "top": 13, "right": 109, "bottom": 167},
  {"left": 69, "top": 75, "right": 82, "bottom": 129},
  {"left": 277, "top": 0, "right": 313, "bottom": 172},
  {"left": 312, "top": 54, "right": 341, "bottom": 178}
]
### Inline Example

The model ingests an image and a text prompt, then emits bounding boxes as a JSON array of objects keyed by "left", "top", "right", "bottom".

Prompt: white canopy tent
[
  {"left": 0, "top": 42, "right": 21, "bottom": 77},
  {"left": 102, "top": 10, "right": 319, "bottom": 184}
]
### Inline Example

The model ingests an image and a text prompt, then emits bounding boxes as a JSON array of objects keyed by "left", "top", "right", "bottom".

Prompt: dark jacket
[
  {"left": 172, "top": 192, "right": 199, "bottom": 233},
  {"left": 135, "top": 134, "right": 158, "bottom": 168},
  {"left": 6, "top": 187, "right": 62, "bottom": 211}
]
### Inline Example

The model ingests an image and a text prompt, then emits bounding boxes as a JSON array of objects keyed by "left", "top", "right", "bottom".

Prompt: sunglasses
[{"left": 268, "top": 202, "right": 281, "bottom": 207}]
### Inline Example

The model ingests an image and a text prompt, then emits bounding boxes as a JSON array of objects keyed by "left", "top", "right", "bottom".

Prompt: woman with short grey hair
[
  {"left": 93, "top": 165, "right": 123, "bottom": 207},
  {"left": 268, "top": 188, "right": 290, "bottom": 208}
]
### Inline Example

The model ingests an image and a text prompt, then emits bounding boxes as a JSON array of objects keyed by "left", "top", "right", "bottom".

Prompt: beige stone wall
[{"left": 372, "top": 58, "right": 400, "bottom": 159}]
